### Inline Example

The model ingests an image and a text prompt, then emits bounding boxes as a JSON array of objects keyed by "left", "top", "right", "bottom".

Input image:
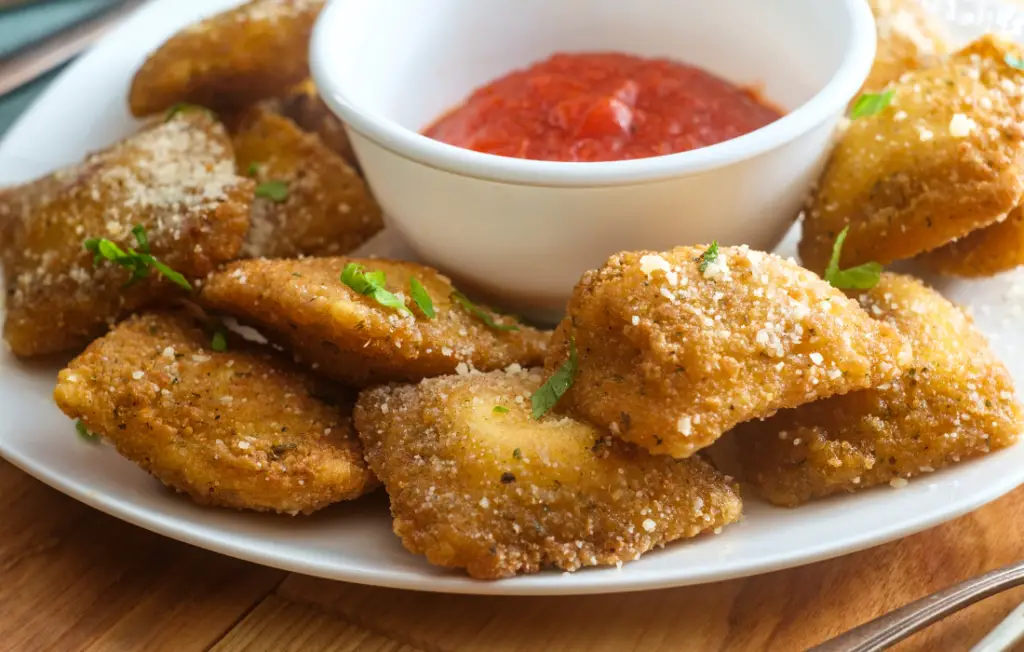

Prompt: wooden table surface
[{"left": 0, "top": 454, "right": 1020, "bottom": 652}]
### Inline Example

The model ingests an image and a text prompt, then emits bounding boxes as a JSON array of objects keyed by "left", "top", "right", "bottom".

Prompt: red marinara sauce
[{"left": 423, "top": 52, "right": 783, "bottom": 163}]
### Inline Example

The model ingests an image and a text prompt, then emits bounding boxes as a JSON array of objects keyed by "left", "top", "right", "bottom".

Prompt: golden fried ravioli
[
  {"left": 233, "top": 106, "right": 381, "bottom": 258},
  {"left": 801, "top": 35, "right": 1024, "bottom": 272},
  {"left": 1, "top": 112, "right": 252, "bottom": 357},
  {"left": 354, "top": 370, "right": 742, "bottom": 579},
  {"left": 863, "top": 0, "right": 949, "bottom": 93},
  {"left": 54, "top": 312, "right": 376, "bottom": 514},
  {"left": 919, "top": 206, "right": 1024, "bottom": 277},
  {"left": 545, "top": 246, "right": 911, "bottom": 459},
  {"left": 129, "top": 0, "right": 324, "bottom": 116},
  {"left": 737, "top": 273, "right": 1022, "bottom": 506},
  {"left": 199, "top": 257, "right": 550, "bottom": 386},
  {"left": 274, "top": 79, "right": 357, "bottom": 167}
]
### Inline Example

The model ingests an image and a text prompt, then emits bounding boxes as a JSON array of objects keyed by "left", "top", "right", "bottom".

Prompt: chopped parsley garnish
[
  {"left": 531, "top": 336, "right": 578, "bottom": 419},
  {"left": 493, "top": 406, "right": 509, "bottom": 415},
  {"left": 512, "top": 447, "right": 522, "bottom": 460},
  {"left": 1006, "top": 54, "right": 1024, "bottom": 70},
  {"left": 84, "top": 225, "right": 192, "bottom": 291},
  {"left": 698, "top": 241, "right": 720, "bottom": 273},
  {"left": 165, "top": 103, "right": 213, "bottom": 121},
  {"left": 255, "top": 180, "right": 289, "bottom": 202},
  {"left": 823, "top": 226, "right": 882, "bottom": 290},
  {"left": 451, "top": 291, "right": 519, "bottom": 331},
  {"left": 340, "top": 263, "right": 411, "bottom": 315},
  {"left": 271, "top": 443, "right": 297, "bottom": 457},
  {"left": 75, "top": 419, "right": 99, "bottom": 442},
  {"left": 211, "top": 330, "right": 228, "bottom": 352},
  {"left": 409, "top": 278, "right": 435, "bottom": 318},
  {"left": 247, "top": 161, "right": 261, "bottom": 176},
  {"left": 850, "top": 90, "right": 895, "bottom": 119}
]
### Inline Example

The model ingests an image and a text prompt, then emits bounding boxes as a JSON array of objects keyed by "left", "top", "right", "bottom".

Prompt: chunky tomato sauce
[{"left": 424, "top": 52, "right": 782, "bottom": 163}]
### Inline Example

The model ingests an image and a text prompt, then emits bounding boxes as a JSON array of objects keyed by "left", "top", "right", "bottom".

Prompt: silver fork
[{"left": 812, "top": 560, "right": 1024, "bottom": 652}]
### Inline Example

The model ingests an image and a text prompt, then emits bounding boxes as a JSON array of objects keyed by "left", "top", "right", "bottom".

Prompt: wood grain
[
  {"left": 0, "top": 459, "right": 285, "bottom": 652},
  {"left": 278, "top": 487, "right": 1024, "bottom": 652}
]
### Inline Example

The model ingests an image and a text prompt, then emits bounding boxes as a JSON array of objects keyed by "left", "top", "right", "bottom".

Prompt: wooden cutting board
[{"left": 0, "top": 457, "right": 1020, "bottom": 652}]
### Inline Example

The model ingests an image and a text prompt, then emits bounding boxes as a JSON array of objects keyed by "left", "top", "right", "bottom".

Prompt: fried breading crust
[
  {"left": 919, "top": 206, "right": 1024, "bottom": 277},
  {"left": 232, "top": 106, "right": 381, "bottom": 258},
  {"left": 199, "top": 257, "right": 551, "bottom": 386},
  {"left": 1, "top": 112, "right": 253, "bottom": 357},
  {"left": 862, "top": 0, "right": 949, "bottom": 93},
  {"left": 54, "top": 312, "right": 377, "bottom": 514},
  {"left": 801, "top": 35, "right": 1024, "bottom": 272},
  {"left": 545, "top": 247, "right": 911, "bottom": 458},
  {"left": 274, "top": 79, "right": 357, "bottom": 167},
  {"left": 129, "top": 0, "right": 325, "bottom": 116},
  {"left": 354, "top": 370, "right": 742, "bottom": 579},
  {"left": 736, "top": 273, "right": 1022, "bottom": 506}
]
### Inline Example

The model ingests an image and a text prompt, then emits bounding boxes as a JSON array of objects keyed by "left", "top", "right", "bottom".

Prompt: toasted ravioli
[
  {"left": 54, "top": 312, "right": 376, "bottom": 514},
  {"left": 919, "top": 206, "right": 1024, "bottom": 277},
  {"left": 129, "top": 0, "right": 324, "bottom": 116},
  {"left": 863, "top": 0, "right": 948, "bottom": 93},
  {"left": 233, "top": 106, "right": 382, "bottom": 258},
  {"left": 354, "top": 370, "right": 742, "bottom": 579},
  {"left": 199, "top": 257, "right": 551, "bottom": 386},
  {"left": 274, "top": 79, "right": 357, "bottom": 167},
  {"left": 801, "top": 35, "right": 1024, "bottom": 273},
  {"left": 737, "top": 273, "right": 1022, "bottom": 507},
  {"left": 1, "top": 112, "right": 252, "bottom": 357},
  {"left": 544, "top": 247, "right": 910, "bottom": 458}
]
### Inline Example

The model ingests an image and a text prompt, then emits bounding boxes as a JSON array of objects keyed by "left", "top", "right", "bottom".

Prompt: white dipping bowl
[{"left": 311, "top": 0, "right": 876, "bottom": 320}]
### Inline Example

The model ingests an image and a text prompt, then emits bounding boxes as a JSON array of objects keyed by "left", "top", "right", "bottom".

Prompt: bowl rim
[{"left": 310, "top": 0, "right": 877, "bottom": 188}]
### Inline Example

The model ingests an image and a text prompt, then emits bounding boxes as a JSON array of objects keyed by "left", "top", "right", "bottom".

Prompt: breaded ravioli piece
[
  {"left": 736, "top": 273, "right": 1022, "bottom": 507},
  {"left": 54, "top": 312, "right": 376, "bottom": 514},
  {"left": 129, "top": 0, "right": 324, "bottom": 116},
  {"left": 545, "top": 246, "right": 911, "bottom": 459},
  {"left": 1, "top": 112, "right": 253, "bottom": 357},
  {"left": 919, "top": 206, "right": 1024, "bottom": 277},
  {"left": 801, "top": 35, "right": 1024, "bottom": 272},
  {"left": 863, "top": 0, "right": 948, "bottom": 93},
  {"left": 233, "top": 106, "right": 381, "bottom": 258},
  {"left": 274, "top": 79, "right": 357, "bottom": 167},
  {"left": 199, "top": 257, "right": 550, "bottom": 386},
  {"left": 354, "top": 370, "right": 742, "bottom": 579}
]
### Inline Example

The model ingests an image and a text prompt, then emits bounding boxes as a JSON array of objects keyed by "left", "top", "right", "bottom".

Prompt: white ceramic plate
[{"left": 1, "top": 0, "right": 1022, "bottom": 596}]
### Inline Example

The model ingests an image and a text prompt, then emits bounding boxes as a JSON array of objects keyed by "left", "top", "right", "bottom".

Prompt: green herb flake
[
  {"left": 409, "top": 278, "right": 436, "bottom": 318},
  {"left": 165, "top": 103, "right": 213, "bottom": 121},
  {"left": 83, "top": 225, "right": 192, "bottom": 291},
  {"left": 493, "top": 406, "right": 510, "bottom": 415},
  {"left": 211, "top": 330, "right": 228, "bottom": 352},
  {"left": 698, "top": 241, "right": 720, "bottom": 273},
  {"left": 823, "top": 226, "right": 883, "bottom": 290},
  {"left": 531, "top": 336, "right": 578, "bottom": 419},
  {"left": 1006, "top": 54, "right": 1024, "bottom": 70},
  {"left": 271, "top": 443, "right": 297, "bottom": 457},
  {"left": 75, "top": 419, "right": 99, "bottom": 442},
  {"left": 512, "top": 448, "right": 522, "bottom": 460},
  {"left": 340, "top": 263, "right": 411, "bottom": 315},
  {"left": 450, "top": 291, "right": 519, "bottom": 331},
  {"left": 850, "top": 89, "right": 895, "bottom": 119},
  {"left": 255, "top": 180, "right": 289, "bottom": 202},
  {"left": 247, "top": 161, "right": 261, "bottom": 177}
]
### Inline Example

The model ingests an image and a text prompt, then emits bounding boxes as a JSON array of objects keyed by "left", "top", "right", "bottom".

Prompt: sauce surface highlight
[{"left": 424, "top": 53, "right": 783, "bottom": 163}]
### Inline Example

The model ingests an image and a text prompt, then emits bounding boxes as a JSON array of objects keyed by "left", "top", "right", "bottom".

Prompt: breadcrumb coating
[
  {"left": 54, "top": 312, "right": 376, "bottom": 514},
  {"left": 919, "top": 206, "right": 1024, "bottom": 277},
  {"left": 862, "top": 0, "right": 949, "bottom": 93},
  {"left": 233, "top": 105, "right": 381, "bottom": 258},
  {"left": 354, "top": 370, "right": 742, "bottom": 579},
  {"left": 737, "top": 273, "right": 1022, "bottom": 506},
  {"left": 545, "top": 246, "right": 911, "bottom": 458},
  {"left": 199, "top": 257, "right": 550, "bottom": 386},
  {"left": 1, "top": 111, "right": 252, "bottom": 356},
  {"left": 129, "top": 0, "right": 324, "bottom": 116},
  {"left": 801, "top": 35, "right": 1024, "bottom": 272}
]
